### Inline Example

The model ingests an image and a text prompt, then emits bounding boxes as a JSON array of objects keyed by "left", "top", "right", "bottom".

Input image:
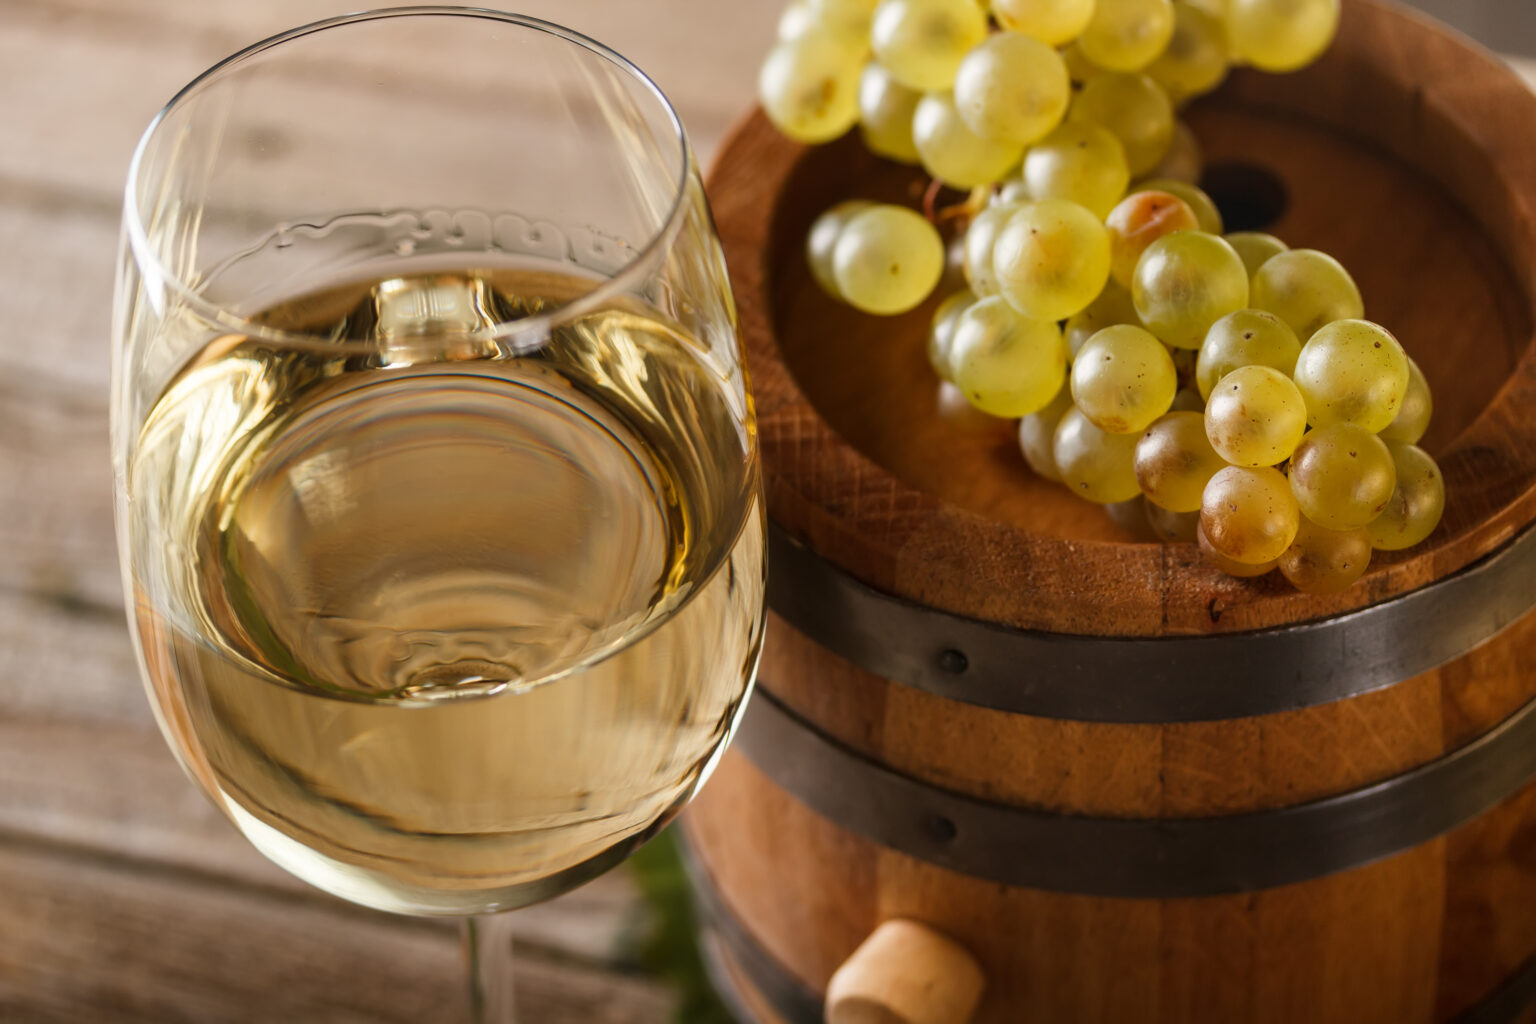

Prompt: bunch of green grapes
[
  {"left": 1130, "top": 242, "right": 1440, "bottom": 594},
  {"left": 821, "top": 174, "right": 1444, "bottom": 598},
  {"left": 977, "top": 192, "right": 1442, "bottom": 596},
  {"left": 761, "top": 0, "right": 1448, "bottom": 597},
  {"left": 767, "top": 0, "right": 1342, "bottom": 315},
  {"left": 1135, "top": 238, "right": 1439, "bottom": 594}
]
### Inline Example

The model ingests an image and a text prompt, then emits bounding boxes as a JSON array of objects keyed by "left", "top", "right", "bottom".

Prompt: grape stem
[
  {"left": 922, "top": 181, "right": 991, "bottom": 227},
  {"left": 921, "top": 178, "right": 944, "bottom": 223}
]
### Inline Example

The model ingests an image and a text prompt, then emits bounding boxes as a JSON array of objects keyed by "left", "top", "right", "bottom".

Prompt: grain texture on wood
[
  {"left": 0, "top": 716, "right": 640, "bottom": 966},
  {"left": 0, "top": 0, "right": 773, "bottom": 207},
  {"left": 712, "top": 940, "right": 796, "bottom": 1024},
  {"left": 0, "top": 839, "right": 674, "bottom": 1024},
  {"left": 686, "top": 756, "right": 875, "bottom": 998},
  {"left": 712, "top": 2, "right": 1536, "bottom": 637},
  {"left": 1436, "top": 782, "right": 1536, "bottom": 1019},
  {"left": 689, "top": 754, "right": 1536, "bottom": 1024},
  {"left": 763, "top": 606, "right": 1536, "bottom": 817},
  {"left": 0, "top": 0, "right": 780, "bottom": 1017},
  {"left": 688, "top": 2, "right": 1536, "bottom": 1022}
]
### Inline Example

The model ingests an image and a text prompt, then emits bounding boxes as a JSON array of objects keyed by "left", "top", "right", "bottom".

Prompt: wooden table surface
[
  {"left": 1, "top": 1, "right": 1532, "bottom": 1022},
  {"left": 0, "top": 1, "right": 776, "bottom": 1020}
]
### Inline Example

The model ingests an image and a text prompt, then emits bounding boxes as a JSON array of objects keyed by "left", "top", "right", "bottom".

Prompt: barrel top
[{"left": 707, "top": 0, "right": 1536, "bottom": 636}]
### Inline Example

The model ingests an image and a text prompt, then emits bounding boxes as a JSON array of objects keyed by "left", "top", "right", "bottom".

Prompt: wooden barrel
[{"left": 682, "top": 2, "right": 1536, "bottom": 1022}]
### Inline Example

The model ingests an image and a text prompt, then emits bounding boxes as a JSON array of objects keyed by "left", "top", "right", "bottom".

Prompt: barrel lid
[{"left": 708, "top": 0, "right": 1536, "bottom": 638}]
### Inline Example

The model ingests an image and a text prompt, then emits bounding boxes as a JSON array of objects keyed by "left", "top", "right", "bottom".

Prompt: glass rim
[{"left": 122, "top": 5, "right": 692, "bottom": 352}]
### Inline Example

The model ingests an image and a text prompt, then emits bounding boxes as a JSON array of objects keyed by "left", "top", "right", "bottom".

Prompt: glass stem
[{"left": 464, "top": 913, "right": 518, "bottom": 1023}]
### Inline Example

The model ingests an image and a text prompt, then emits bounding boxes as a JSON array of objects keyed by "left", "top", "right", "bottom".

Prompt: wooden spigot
[{"left": 825, "top": 919, "right": 986, "bottom": 1024}]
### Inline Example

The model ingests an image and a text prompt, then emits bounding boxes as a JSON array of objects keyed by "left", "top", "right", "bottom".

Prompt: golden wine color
[{"left": 126, "top": 267, "right": 765, "bottom": 915}]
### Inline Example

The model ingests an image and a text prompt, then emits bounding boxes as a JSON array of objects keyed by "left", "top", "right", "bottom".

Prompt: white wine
[{"left": 126, "top": 266, "right": 765, "bottom": 915}]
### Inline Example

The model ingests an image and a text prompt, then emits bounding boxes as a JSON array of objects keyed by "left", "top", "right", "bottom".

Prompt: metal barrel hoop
[
  {"left": 766, "top": 521, "right": 1536, "bottom": 724},
  {"left": 682, "top": 830, "right": 1536, "bottom": 1024},
  {"left": 735, "top": 686, "right": 1536, "bottom": 898}
]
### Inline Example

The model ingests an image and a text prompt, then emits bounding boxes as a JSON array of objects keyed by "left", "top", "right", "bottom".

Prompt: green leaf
[{"left": 627, "top": 826, "right": 735, "bottom": 1024}]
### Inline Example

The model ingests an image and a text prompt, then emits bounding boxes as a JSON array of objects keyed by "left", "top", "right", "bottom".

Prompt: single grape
[
  {"left": 1367, "top": 442, "right": 1445, "bottom": 551},
  {"left": 989, "top": 184, "right": 1026, "bottom": 211},
  {"left": 1147, "top": 502, "right": 1200, "bottom": 542},
  {"left": 1070, "top": 73, "right": 1176, "bottom": 176},
  {"left": 913, "top": 92, "right": 1025, "bottom": 188},
  {"left": 1195, "top": 309, "right": 1301, "bottom": 401},
  {"left": 1132, "top": 179, "right": 1222, "bottom": 234},
  {"left": 779, "top": 0, "right": 878, "bottom": 54},
  {"left": 1065, "top": 280, "right": 1142, "bottom": 360},
  {"left": 870, "top": 0, "right": 989, "bottom": 90},
  {"left": 832, "top": 204, "right": 946, "bottom": 315},
  {"left": 1018, "top": 382, "right": 1075, "bottom": 481},
  {"left": 1204, "top": 364, "right": 1308, "bottom": 467},
  {"left": 995, "top": 176, "right": 1032, "bottom": 206},
  {"left": 991, "top": 0, "right": 1097, "bottom": 46},
  {"left": 1022, "top": 121, "right": 1132, "bottom": 219},
  {"left": 1200, "top": 465, "right": 1300, "bottom": 565},
  {"left": 1079, "top": 0, "right": 1177, "bottom": 73},
  {"left": 1224, "top": 232, "right": 1289, "bottom": 279},
  {"left": 816, "top": 0, "right": 880, "bottom": 20},
  {"left": 1135, "top": 410, "right": 1225, "bottom": 512},
  {"left": 1379, "top": 356, "right": 1433, "bottom": 445},
  {"left": 928, "top": 288, "right": 978, "bottom": 380},
  {"left": 1293, "top": 319, "right": 1410, "bottom": 431},
  {"left": 858, "top": 63, "right": 924, "bottom": 163},
  {"left": 954, "top": 32, "right": 1071, "bottom": 146},
  {"left": 1228, "top": 0, "right": 1341, "bottom": 73},
  {"left": 1054, "top": 407, "right": 1144, "bottom": 503},
  {"left": 994, "top": 199, "right": 1113, "bottom": 321},
  {"left": 1146, "top": 2, "right": 1229, "bottom": 105},
  {"left": 1197, "top": 522, "right": 1278, "bottom": 577},
  {"left": 1072, "top": 324, "right": 1178, "bottom": 434},
  {"left": 1146, "top": 119, "right": 1204, "bottom": 184},
  {"left": 1106, "top": 190, "right": 1200, "bottom": 289},
  {"left": 807, "top": 199, "right": 876, "bottom": 300},
  {"left": 1133, "top": 231, "right": 1250, "bottom": 349},
  {"left": 1106, "top": 495, "right": 1162, "bottom": 540},
  {"left": 962, "top": 201, "right": 1022, "bottom": 297},
  {"left": 1279, "top": 518, "right": 1372, "bottom": 595},
  {"left": 1250, "top": 248, "right": 1364, "bottom": 340},
  {"left": 935, "top": 379, "right": 1006, "bottom": 429},
  {"left": 950, "top": 295, "right": 1068, "bottom": 416},
  {"left": 1288, "top": 422, "right": 1396, "bottom": 530},
  {"left": 759, "top": 35, "right": 863, "bottom": 144},
  {"left": 1061, "top": 42, "right": 1108, "bottom": 84},
  {"left": 778, "top": 0, "right": 817, "bottom": 41}
]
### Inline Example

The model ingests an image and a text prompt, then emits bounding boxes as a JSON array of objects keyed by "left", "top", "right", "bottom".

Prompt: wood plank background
[
  {"left": 0, "top": 0, "right": 1529, "bottom": 1021},
  {"left": 0, "top": 1, "right": 776, "bottom": 1020}
]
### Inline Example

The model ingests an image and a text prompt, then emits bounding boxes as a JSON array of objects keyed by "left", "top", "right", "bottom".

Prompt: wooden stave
[
  {"left": 695, "top": 1, "right": 1536, "bottom": 1021},
  {"left": 695, "top": 516, "right": 1536, "bottom": 1015},
  {"left": 683, "top": 752, "right": 1536, "bottom": 1024},
  {"left": 764, "top": 519, "right": 1536, "bottom": 722},
  {"left": 726, "top": 685, "right": 1536, "bottom": 897},
  {"left": 712, "top": 0, "right": 1536, "bottom": 640},
  {"left": 682, "top": 838, "right": 1536, "bottom": 1024}
]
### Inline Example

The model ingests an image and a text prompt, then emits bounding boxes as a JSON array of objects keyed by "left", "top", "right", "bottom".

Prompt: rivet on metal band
[
  {"left": 734, "top": 686, "right": 1536, "bottom": 898},
  {"left": 766, "top": 520, "right": 1536, "bottom": 723}
]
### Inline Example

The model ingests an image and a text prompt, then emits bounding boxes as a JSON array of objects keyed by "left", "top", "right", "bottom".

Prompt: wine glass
[{"left": 109, "top": 9, "right": 764, "bottom": 1020}]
